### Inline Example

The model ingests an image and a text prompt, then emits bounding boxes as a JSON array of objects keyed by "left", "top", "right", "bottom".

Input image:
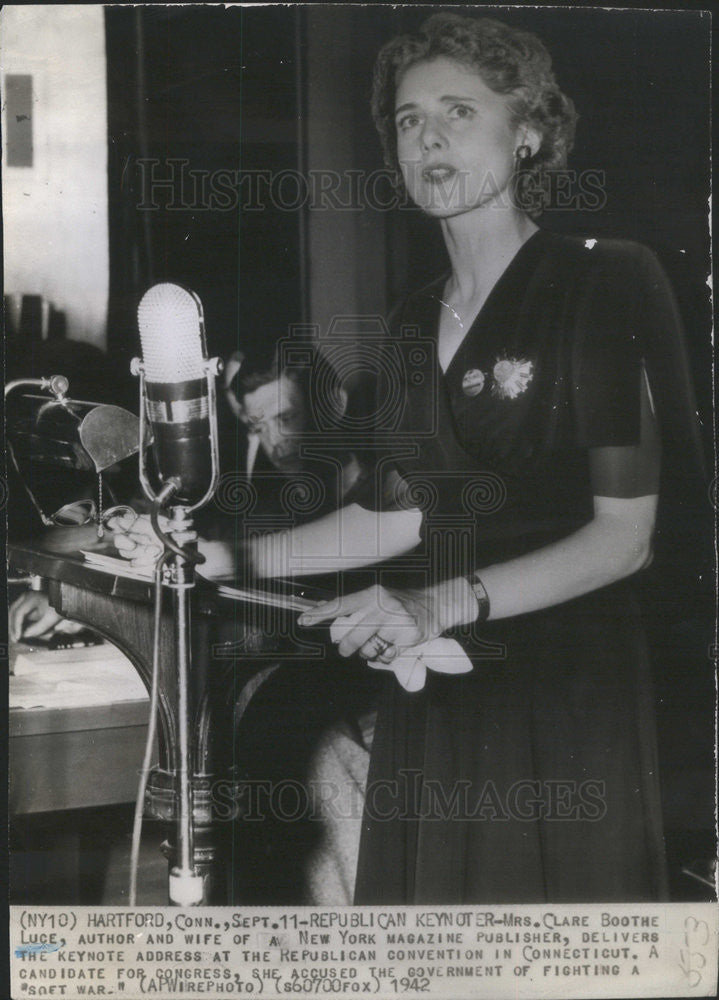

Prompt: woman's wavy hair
[{"left": 371, "top": 13, "right": 578, "bottom": 217}]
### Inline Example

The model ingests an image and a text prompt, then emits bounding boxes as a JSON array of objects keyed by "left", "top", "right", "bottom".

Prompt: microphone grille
[{"left": 137, "top": 283, "right": 205, "bottom": 382}]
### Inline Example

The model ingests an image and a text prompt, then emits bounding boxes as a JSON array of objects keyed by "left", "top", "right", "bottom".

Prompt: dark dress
[{"left": 352, "top": 230, "right": 699, "bottom": 904}]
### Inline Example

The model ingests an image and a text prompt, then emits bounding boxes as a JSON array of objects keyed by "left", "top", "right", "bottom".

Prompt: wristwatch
[{"left": 466, "top": 572, "right": 491, "bottom": 623}]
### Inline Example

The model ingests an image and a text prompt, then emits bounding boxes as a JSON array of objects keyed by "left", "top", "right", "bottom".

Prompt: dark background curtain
[{"left": 104, "top": 5, "right": 303, "bottom": 421}]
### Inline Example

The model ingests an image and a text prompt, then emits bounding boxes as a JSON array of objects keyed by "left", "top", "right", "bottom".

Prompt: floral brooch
[{"left": 491, "top": 357, "right": 534, "bottom": 399}]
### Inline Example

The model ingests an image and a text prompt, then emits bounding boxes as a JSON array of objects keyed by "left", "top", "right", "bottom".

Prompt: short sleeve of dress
[
  {"left": 573, "top": 240, "right": 703, "bottom": 489},
  {"left": 588, "top": 368, "right": 661, "bottom": 498}
]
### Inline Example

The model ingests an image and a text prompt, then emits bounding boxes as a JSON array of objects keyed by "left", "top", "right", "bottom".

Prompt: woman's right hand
[{"left": 9, "top": 592, "right": 63, "bottom": 642}]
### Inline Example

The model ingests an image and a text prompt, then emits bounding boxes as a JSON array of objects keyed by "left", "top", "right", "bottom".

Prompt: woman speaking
[
  {"left": 110, "top": 12, "right": 701, "bottom": 907},
  {"left": 294, "top": 12, "right": 696, "bottom": 905}
]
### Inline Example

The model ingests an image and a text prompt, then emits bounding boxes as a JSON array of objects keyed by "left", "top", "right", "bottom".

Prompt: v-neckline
[{"left": 428, "top": 228, "right": 546, "bottom": 379}]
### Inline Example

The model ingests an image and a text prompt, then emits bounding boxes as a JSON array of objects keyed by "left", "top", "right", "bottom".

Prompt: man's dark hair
[{"left": 228, "top": 343, "right": 348, "bottom": 432}]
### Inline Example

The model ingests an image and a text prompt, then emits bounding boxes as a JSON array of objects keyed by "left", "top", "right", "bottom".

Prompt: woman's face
[{"left": 394, "top": 56, "right": 523, "bottom": 218}]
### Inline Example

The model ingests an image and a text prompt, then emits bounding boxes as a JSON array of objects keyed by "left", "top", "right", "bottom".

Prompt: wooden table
[{"left": 8, "top": 527, "right": 323, "bottom": 902}]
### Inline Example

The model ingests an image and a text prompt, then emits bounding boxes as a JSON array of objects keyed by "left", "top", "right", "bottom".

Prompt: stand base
[{"left": 169, "top": 867, "right": 205, "bottom": 906}]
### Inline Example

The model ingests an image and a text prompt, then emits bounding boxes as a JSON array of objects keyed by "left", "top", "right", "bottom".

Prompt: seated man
[
  {"left": 221, "top": 344, "right": 367, "bottom": 514},
  {"left": 9, "top": 342, "right": 364, "bottom": 630},
  {"left": 214, "top": 344, "right": 380, "bottom": 904}
]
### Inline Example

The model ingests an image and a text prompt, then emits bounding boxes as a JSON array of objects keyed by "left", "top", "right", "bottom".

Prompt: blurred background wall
[{"left": 2, "top": 5, "right": 109, "bottom": 348}]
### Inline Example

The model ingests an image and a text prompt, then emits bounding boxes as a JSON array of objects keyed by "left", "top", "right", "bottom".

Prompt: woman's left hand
[
  {"left": 107, "top": 512, "right": 166, "bottom": 568},
  {"left": 298, "top": 578, "right": 478, "bottom": 661}
]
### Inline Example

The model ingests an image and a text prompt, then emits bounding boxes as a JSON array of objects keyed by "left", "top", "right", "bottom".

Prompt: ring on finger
[
  {"left": 363, "top": 633, "right": 395, "bottom": 661},
  {"left": 375, "top": 644, "right": 399, "bottom": 664}
]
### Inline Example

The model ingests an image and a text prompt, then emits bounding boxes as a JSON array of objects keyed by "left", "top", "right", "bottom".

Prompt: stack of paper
[
  {"left": 214, "top": 582, "right": 318, "bottom": 612},
  {"left": 10, "top": 642, "right": 148, "bottom": 709},
  {"left": 81, "top": 549, "right": 155, "bottom": 580}
]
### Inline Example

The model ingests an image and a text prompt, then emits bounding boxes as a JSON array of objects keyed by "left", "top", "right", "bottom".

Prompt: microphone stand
[{"left": 131, "top": 356, "right": 222, "bottom": 906}]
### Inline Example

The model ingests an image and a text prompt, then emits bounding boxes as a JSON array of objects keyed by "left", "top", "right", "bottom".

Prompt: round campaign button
[{"left": 461, "top": 369, "right": 486, "bottom": 397}]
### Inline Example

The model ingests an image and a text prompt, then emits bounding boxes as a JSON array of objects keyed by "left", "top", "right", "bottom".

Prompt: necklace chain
[{"left": 434, "top": 296, "right": 464, "bottom": 329}]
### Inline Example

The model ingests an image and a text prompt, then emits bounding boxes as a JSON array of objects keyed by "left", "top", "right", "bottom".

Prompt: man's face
[{"left": 240, "top": 374, "right": 311, "bottom": 472}]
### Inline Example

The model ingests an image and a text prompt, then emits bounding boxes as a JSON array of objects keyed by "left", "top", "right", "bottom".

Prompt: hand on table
[
  {"left": 8, "top": 591, "right": 81, "bottom": 642},
  {"left": 106, "top": 512, "right": 167, "bottom": 568},
  {"left": 107, "top": 510, "right": 236, "bottom": 578}
]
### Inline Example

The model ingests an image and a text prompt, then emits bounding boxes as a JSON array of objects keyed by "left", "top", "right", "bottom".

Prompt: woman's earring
[{"left": 515, "top": 144, "right": 532, "bottom": 165}]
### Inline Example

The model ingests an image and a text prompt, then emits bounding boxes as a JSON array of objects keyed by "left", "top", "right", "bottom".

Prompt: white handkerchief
[{"left": 330, "top": 613, "right": 473, "bottom": 692}]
